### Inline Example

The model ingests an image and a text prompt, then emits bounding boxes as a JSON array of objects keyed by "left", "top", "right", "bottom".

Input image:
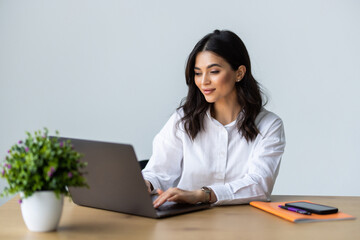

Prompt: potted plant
[{"left": 0, "top": 128, "right": 88, "bottom": 232}]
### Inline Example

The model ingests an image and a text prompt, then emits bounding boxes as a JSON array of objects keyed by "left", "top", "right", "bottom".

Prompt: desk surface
[{"left": 0, "top": 195, "right": 359, "bottom": 240}]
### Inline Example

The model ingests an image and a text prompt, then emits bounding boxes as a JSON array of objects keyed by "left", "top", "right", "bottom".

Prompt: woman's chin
[{"left": 204, "top": 96, "right": 216, "bottom": 103}]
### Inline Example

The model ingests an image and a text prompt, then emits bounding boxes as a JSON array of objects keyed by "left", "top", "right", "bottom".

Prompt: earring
[{"left": 236, "top": 79, "right": 241, "bottom": 82}]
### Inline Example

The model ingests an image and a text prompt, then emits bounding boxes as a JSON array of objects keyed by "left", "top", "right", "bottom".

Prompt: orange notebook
[{"left": 250, "top": 200, "right": 356, "bottom": 223}]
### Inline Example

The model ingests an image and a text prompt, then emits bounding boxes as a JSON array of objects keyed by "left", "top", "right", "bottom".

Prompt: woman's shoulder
[
  {"left": 158, "top": 108, "right": 185, "bottom": 135},
  {"left": 174, "top": 107, "right": 185, "bottom": 118},
  {"left": 256, "top": 108, "right": 282, "bottom": 122},
  {"left": 165, "top": 108, "right": 184, "bottom": 125},
  {"left": 255, "top": 108, "right": 284, "bottom": 133}
]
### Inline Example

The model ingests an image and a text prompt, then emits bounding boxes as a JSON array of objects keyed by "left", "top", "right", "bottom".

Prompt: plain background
[{"left": 1, "top": 0, "right": 359, "bottom": 206}]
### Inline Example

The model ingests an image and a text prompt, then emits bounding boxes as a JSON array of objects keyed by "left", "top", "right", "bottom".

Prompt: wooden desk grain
[{"left": 0, "top": 195, "right": 359, "bottom": 240}]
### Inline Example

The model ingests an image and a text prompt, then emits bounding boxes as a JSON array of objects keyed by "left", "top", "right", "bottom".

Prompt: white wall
[{"left": 1, "top": 0, "right": 359, "bottom": 206}]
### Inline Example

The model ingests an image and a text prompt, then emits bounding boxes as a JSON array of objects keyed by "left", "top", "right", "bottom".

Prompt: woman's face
[{"left": 194, "top": 51, "right": 244, "bottom": 104}]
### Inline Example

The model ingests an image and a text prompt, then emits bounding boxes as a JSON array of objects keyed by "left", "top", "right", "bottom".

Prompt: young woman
[{"left": 142, "top": 30, "right": 285, "bottom": 207}]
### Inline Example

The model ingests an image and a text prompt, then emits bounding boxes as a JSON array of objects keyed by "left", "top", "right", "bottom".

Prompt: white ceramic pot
[{"left": 20, "top": 191, "right": 64, "bottom": 232}]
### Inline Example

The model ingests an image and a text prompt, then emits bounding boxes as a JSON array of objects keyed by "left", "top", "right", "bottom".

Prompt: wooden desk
[{"left": 0, "top": 195, "right": 358, "bottom": 240}]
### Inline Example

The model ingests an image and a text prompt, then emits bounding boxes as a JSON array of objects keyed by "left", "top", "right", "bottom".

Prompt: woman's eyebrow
[
  {"left": 207, "top": 63, "right": 222, "bottom": 68},
  {"left": 194, "top": 63, "right": 222, "bottom": 70}
]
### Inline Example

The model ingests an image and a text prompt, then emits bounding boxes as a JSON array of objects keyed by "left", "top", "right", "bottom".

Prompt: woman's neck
[{"left": 211, "top": 100, "right": 241, "bottom": 126}]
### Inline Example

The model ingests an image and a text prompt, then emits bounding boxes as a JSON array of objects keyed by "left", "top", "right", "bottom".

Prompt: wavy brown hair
[{"left": 178, "top": 30, "right": 265, "bottom": 142}]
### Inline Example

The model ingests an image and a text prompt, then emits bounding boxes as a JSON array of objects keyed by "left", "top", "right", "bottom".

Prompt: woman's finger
[
  {"left": 153, "top": 188, "right": 180, "bottom": 208},
  {"left": 153, "top": 194, "right": 169, "bottom": 208},
  {"left": 153, "top": 191, "right": 170, "bottom": 208}
]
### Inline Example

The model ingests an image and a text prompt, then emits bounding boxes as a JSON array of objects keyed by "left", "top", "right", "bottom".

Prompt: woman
[{"left": 142, "top": 30, "right": 285, "bottom": 207}]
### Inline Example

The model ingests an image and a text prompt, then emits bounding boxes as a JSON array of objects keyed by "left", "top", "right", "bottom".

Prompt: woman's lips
[{"left": 203, "top": 89, "right": 215, "bottom": 95}]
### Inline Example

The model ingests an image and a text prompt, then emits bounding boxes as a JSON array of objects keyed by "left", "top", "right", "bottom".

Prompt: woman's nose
[{"left": 201, "top": 74, "right": 211, "bottom": 85}]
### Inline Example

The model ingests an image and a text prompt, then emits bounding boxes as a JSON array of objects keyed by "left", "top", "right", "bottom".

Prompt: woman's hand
[{"left": 153, "top": 187, "right": 204, "bottom": 208}]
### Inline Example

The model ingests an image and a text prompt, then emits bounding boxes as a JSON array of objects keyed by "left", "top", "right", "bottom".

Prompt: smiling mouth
[{"left": 203, "top": 89, "right": 215, "bottom": 95}]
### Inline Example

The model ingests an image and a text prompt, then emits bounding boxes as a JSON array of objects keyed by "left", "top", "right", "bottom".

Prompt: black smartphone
[{"left": 285, "top": 201, "right": 338, "bottom": 215}]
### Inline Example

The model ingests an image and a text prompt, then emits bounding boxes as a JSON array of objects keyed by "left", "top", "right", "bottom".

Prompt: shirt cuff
[
  {"left": 142, "top": 174, "right": 161, "bottom": 191},
  {"left": 209, "top": 184, "right": 234, "bottom": 205}
]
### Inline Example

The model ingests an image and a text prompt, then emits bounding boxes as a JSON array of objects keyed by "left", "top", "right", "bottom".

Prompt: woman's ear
[{"left": 236, "top": 65, "right": 246, "bottom": 82}]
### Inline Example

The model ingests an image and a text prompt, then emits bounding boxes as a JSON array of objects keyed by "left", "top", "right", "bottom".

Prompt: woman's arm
[
  {"left": 142, "top": 111, "right": 184, "bottom": 191},
  {"left": 152, "top": 187, "right": 217, "bottom": 208},
  {"left": 210, "top": 118, "right": 286, "bottom": 205}
]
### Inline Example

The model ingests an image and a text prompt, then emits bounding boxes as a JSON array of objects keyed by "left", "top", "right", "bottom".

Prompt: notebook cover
[{"left": 250, "top": 200, "right": 356, "bottom": 223}]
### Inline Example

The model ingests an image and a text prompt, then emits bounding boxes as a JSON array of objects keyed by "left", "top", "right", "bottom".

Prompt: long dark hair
[{"left": 178, "top": 29, "right": 265, "bottom": 142}]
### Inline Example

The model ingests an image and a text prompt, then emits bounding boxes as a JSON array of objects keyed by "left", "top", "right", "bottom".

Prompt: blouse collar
[{"left": 205, "top": 107, "right": 242, "bottom": 129}]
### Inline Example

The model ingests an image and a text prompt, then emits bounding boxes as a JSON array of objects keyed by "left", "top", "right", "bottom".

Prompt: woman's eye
[
  {"left": 194, "top": 72, "right": 202, "bottom": 76},
  {"left": 211, "top": 70, "right": 219, "bottom": 74}
]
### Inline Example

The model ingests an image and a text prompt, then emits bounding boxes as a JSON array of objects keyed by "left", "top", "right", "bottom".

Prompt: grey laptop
[{"left": 62, "top": 137, "right": 210, "bottom": 218}]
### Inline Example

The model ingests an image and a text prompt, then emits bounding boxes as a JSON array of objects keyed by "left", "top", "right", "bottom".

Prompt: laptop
[{"left": 61, "top": 137, "right": 210, "bottom": 218}]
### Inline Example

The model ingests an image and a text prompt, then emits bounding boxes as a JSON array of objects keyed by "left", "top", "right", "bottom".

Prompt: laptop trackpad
[{"left": 152, "top": 196, "right": 210, "bottom": 218}]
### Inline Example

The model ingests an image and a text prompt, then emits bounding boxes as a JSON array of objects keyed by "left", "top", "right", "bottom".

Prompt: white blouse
[{"left": 142, "top": 108, "right": 286, "bottom": 205}]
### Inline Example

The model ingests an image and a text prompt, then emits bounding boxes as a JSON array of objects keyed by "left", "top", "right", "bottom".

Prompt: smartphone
[{"left": 285, "top": 201, "right": 338, "bottom": 215}]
